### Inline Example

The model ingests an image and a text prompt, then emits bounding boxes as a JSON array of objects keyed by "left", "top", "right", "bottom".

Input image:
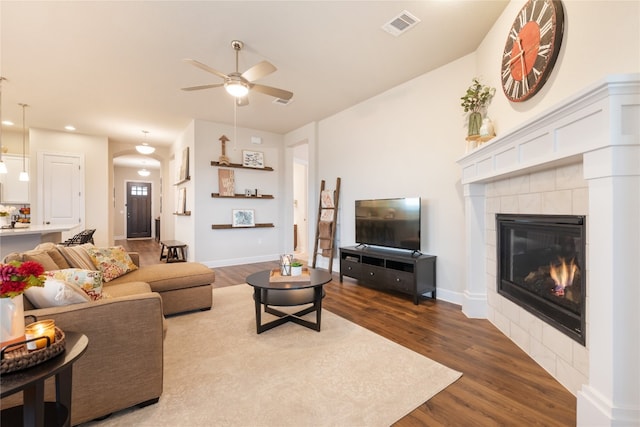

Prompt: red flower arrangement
[{"left": 0, "top": 260, "right": 46, "bottom": 298}]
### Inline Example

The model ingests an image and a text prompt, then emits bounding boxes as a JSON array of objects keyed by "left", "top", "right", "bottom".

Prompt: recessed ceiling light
[
  {"left": 65, "top": 125, "right": 76, "bottom": 131},
  {"left": 1, "top": 120, "right": 14, "bottom": 126}
]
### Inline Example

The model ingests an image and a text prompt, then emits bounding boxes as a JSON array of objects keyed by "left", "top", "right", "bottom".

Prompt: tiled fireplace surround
[{"left": 458, "top": 75, "right": 639, "bottom": 426}]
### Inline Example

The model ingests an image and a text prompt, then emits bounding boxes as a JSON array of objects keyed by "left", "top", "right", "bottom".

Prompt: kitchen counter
[{"left": 0, "top": 224, "right": 80, "bottom": 259}]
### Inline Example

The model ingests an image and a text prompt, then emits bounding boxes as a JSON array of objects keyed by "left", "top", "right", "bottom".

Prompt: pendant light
[
  {"left": 18, "top": 103, "right": 29, "bottom": 182},
  {"left": 0, "top": 77, "right": 7, "bottom": 174},
  {"left": 136, "top": 130, "right": 155, "bottom": 154}
]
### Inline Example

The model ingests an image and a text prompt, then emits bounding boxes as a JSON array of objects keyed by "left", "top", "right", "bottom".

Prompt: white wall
[
  {"left": 29, "top": 128, "right": 109, "bottom": 246},
  {"left": 307, "top": 55, "right": 471, "bottom": 300},
  {"left": 175, "top": 119, "right": 286, "bottom": 266}
]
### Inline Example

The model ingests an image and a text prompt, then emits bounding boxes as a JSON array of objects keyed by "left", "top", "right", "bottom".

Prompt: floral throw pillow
[
  {"left": 86, "top": 246, "right": 138, "bottom": 282},
  {"left": 46, "top": 269, "right": 104, "bottom": 300}
]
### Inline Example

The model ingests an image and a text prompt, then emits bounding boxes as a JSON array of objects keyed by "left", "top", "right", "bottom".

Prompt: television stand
[{"left": 339, "top": 246, "right": 436, "bottom": 305}]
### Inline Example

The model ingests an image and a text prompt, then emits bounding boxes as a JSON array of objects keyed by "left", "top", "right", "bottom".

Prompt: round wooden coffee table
[{"left": 246, "top": 268, "right": 332, "bottom": 334}]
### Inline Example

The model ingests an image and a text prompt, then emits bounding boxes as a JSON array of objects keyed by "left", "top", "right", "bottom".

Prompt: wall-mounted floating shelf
[
  {"left": 211, "top": 193, "right": 274, "bottom": 199},
  {"left": 211, "top": 161, "right": 274, "bottom": 171},
  {"left": 174, "top": 177, "right": 191, "bottom": 186},
  {"left": 173, "top": 211, "right": 192, "bottom": 216},
  {"left": 211, "top": 223, "right": 274, "bottom": 230}
]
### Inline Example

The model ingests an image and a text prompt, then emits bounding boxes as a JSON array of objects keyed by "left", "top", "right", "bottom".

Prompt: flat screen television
[{"left": 355, "top": 197, "right": 421, "bottom": 251}]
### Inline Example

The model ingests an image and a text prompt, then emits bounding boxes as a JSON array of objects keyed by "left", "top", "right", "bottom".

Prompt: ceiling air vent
[
  {"left": 273, "top": 98, "right": 293, "bottom": 106},
  {"left": 381, "top": 10, "right": 420, "bottom": 37}
]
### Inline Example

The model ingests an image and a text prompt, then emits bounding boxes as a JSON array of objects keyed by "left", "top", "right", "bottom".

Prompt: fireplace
[{"left": 497, "top": 214, "right": 586, "bottom": 344}]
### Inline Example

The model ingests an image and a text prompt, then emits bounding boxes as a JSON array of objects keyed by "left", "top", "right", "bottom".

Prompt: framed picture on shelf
[
  {"left": 218, "top": 169, "right": 235, "bottom": 196},
  {"left": 242, "top": 150, "right": 264, "bottom": 168},
  {"left": 177, "top": 188, "right": 186, "bottom": 214},
  {"left": 232, "top": 209, "right": 255, "bottom": 227},
  {"left": 179, "top": 147, "right": 190, "bottom": 181}
]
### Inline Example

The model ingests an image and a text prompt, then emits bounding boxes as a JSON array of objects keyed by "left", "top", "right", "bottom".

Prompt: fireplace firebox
[{"left": 496, "top": 214, "right": 586, "bottom": 344}]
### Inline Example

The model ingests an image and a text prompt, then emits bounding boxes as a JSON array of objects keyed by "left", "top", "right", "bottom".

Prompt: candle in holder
[
  {"left": 280, "top": 254, "right": 292, "bottom": 276},
  {"left": 25, "top": 320, "right": 56, "bottom": 350}
]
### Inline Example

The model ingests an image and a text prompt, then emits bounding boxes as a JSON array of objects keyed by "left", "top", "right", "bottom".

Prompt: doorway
[
  {"left": 126, "top": 181, "right": 152, "bottom": 238},
  {"left": 293, "top": 144, "right": 309, "bottom": 259}
]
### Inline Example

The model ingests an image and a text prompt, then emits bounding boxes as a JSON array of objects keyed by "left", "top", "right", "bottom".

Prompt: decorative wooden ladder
[{"left": 312, "top": 177, "right": 341, "bottom": 274}]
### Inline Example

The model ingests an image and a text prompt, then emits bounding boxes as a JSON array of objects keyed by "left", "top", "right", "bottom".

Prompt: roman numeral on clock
[
  {"left": 511, "top": 80, "right": 521, "bottom": 99},
  {"left": 536, "top": 1, "right": 550, "bottom": 24}
]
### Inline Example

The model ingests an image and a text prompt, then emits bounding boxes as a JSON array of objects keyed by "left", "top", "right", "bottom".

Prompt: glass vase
[
  {"left": 0, "top": 294, "right": 26, "bottom": 349},
  {"left": 468, "top": 112, "right": 483, "bottom": 137}
]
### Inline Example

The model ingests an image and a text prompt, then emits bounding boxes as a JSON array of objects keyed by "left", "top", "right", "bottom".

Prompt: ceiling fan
[{"left": 181, "top": 40, "right": 293, "bottom": 106}]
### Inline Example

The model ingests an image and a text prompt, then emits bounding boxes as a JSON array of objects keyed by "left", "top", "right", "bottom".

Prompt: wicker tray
[{"left": 0, "top": 327, "right": 66, "bottom": 374}]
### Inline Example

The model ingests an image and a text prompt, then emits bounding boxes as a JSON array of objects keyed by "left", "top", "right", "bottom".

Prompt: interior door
[
  {"left": 126, "top": 182, "right": 152, "bottom": 238},
  {"left": 40, "top": 153, "right": 82, "bottom": 226}
]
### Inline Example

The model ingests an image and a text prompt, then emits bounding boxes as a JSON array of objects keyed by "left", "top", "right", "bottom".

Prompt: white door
[{"left": 39, "top": 153, "right": 82, "bottom": 226}]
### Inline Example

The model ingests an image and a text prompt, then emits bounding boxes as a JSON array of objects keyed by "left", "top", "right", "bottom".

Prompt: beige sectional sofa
[{"left": 1, "top": 243, "right": 216, "bottom": 425}]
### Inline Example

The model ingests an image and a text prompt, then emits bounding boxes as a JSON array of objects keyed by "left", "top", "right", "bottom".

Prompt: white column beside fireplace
[{"left": 457, "top": 74, "right": 639, "bottom": 426}]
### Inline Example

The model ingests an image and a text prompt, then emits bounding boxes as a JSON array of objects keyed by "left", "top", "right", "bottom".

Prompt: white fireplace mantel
[
  {"left": 458, "top": 74, "right": 639, "bottom": 185},
  {"left": 457, "top": 74, "right": 640, "bottom": 427}
]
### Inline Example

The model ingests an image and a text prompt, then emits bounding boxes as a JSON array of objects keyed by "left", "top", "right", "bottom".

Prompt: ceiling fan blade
[
  {"left": 250, "top": 83, "right": 293, "bottom": 100},
  {"left": 241, "top": 61, "right": 276, "bottom": 82},
  {"left": 183, "top": 59, "right": 229, "bottom": 80},
  {"left": 181, "top": 83, "right": 224, "bottom": 91},
  {"left": 236, "top": 96, "right": 249, "bottom": 107}
]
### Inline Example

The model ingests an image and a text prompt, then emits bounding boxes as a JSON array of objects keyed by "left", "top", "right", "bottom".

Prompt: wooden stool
[{"left": 159, "top": 240, "right": 187, "bottom": 263}]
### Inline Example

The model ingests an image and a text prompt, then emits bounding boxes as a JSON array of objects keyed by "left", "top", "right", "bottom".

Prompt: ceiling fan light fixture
[
  {"left": 224, "top": 80, "right": 249, "bottom": 98},
  {"left": 138, "top": 168, "right": 151, "bottom": 177}
]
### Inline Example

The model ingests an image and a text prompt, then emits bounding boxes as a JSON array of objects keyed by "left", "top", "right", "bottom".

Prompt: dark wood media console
[{"left": 339, "top": 246, "right": 436, "bottom": 304}]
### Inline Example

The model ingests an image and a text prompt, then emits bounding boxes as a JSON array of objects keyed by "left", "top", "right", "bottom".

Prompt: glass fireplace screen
[{"left": 497, "top": 214, "right": 586, "bottom": 344}]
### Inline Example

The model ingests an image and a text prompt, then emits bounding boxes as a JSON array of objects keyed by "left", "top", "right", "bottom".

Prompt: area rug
[{"left": 86, "top": 284, "right": 461, "bottom": 426}]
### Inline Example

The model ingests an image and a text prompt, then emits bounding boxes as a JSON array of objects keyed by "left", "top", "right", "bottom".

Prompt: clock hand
[
  {"left": 507, "top": 50, "right": 524, "bottom": 65},
  {"left": 516, "top": 37, "right": 527, "bottom": 80}
]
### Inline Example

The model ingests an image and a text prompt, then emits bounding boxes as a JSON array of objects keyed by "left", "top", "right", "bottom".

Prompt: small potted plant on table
[{"left": 291, "top": 261, "right": 303, "bottom": 276}]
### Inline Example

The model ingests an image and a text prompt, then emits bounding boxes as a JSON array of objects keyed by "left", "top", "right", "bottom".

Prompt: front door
[{"left": 126, "top": 182, "right": 152, "bottom": 238}]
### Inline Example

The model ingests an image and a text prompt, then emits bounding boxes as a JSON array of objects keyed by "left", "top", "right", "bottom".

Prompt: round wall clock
[{"left": 501, "top": 0, "right": 565, "bottom": 102}]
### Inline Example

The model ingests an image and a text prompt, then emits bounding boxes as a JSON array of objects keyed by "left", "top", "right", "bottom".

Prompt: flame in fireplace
[{"left": 549, "top": 258, "right": 578, "bottom": 297}]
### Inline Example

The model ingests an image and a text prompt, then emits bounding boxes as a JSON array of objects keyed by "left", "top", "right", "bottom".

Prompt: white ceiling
[{"left": 0, "top": 1, "right": 509, "bottom": 148}]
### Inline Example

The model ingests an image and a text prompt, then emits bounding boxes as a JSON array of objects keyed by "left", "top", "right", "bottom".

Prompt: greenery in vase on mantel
[{"left": 460, "top": 77, "right": 496, "bottom": 138}]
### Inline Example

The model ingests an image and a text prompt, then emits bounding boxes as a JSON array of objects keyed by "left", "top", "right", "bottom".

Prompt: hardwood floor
[{"left": 116, "top": 239, "right": 577, "bottom": 426}]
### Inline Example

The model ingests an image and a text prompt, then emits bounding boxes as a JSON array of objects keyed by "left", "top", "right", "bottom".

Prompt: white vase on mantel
[
  {"left": 479, "top": 117, "right": 495, "bottom": 139},
  {"left": 0, "top": 295, "right": 26, "bottom": 349},
  {"left": 0, "top": 215, "right": 9, "bottom": 227}
]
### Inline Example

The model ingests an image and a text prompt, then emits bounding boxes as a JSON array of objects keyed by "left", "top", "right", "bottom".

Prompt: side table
[
  {"left": 1, "top": 331, "right": 89, "bottom": 427},
  {"left": 159, "top": 240, "right": 187, "bottom": 263}
]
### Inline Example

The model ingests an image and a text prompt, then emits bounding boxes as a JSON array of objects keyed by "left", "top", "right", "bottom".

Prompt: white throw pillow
[{"left": 24, "top": 278, "right": 91, "bottom": 308}]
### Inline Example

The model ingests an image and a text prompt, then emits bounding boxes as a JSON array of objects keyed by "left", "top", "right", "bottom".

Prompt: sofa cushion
[
  {"left": 24, "top": 277, "right": 91, "bottom": 308},
  {"left": 106, "top": 262, "right": 215, "bottom": 293},
  {"left": 23, "top": 250, "right": 60, "bottom": 271},
  {"left": 86, "top": 246, "right": 138, "bottom": 282},
  {"left": 56, "top": 244, "right": 97, "bottom": 270},
  {"left": 33, "top": 242, "right": 71, "bottom": 269},
  {"left": 46, "top": 269, "right": 104, "bottom": 301}
]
